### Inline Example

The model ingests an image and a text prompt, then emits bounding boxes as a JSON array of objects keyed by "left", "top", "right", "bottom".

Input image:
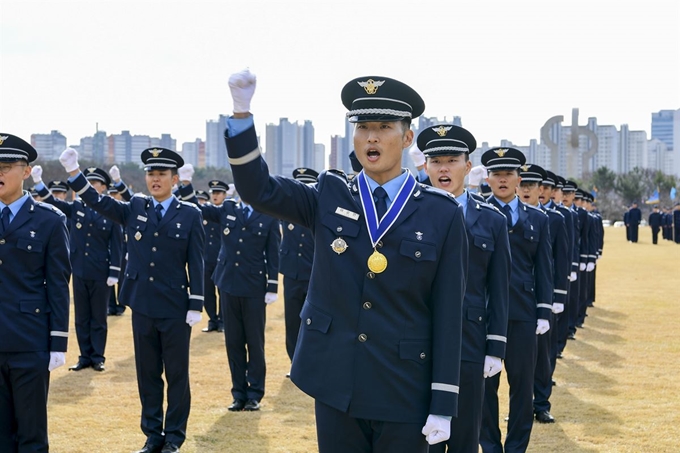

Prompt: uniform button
[
  {"left": 306, "top": 318, "right": 311, "bottom": 325},
  {"left": 27, "top": 245, "right": 32, "bottom": 250},
  {"left": 239, "top": 239, "right": 243, "bottom": 243},
  {"left": 150, "top": 262, "right": 155, "bottom": 267},
  {"left": 0, "top": 260, "right": 3, "bottom": 265},
  {"left": 89, "top": 223, "right": 93, "bottom": 227},
  {"left": 242, "top": 227, "right": 246, "bottom": 231},
  {"left": 0, "top": 239, "right": 4, "bottom": 245},
  {"left": 86, "top": 243, "right": 90, "bottom": 246},
  {"left": 530, "top": 236, "right": 534, "bottom": 240},
  {"left": 299, "top": 244, "right": 303, "bottom": 247},
  {"left": 175, "top": 234, "right": 180, "bottom": 237},
  {"left": 482, "top": 243, "right": 487, "bottom": 249},
  {"left": 420, "top": 352, "right": 426, "bottom": 360},
  {"left": 363, "top": 302, "right": 372, "bottom": 310},
  {"left": 377, "top": 241, "right": 383, "bottom": 248},
  {"left": 259, "top": 271, "right": 263, "bottom": 274},
  {"left": 35, "top": 308, "right": 40, "bottom": 313},
  {"left": 87, "top": 233, "right": 91, "bottom": 237},
  {"left": 414, "top": 251, "right": 422, "bottom": 258},
  {"left": 358, "top": 333, "right": 367, "bottom": 342},
  {"left": 152, "top": 247, "right": 157, "bottom": 252},
  {"left": 154, "top": 232, "right": 159, "bottom": 237},
  {"left": 367, "top": 272, "right": 375, "bottom": 279},
  {"left": 301, "top": 234, "right": 305, "bottom": 237},
  {"left": 235, "top": 263, "right": 239, "bottom": 267},
  {"left": 298, "top": 253, "right": 302, "bottom": 256},
  {"left": 478, "top": 316, "right": 483, "bottom": 321},
  {"left": 336, "top": 226, "right": 343, "bottom": 233},
  {"left": 149, "top": 277, "right": 154, "bottom": 282},
  {"left": 236, "top": 251, "right": 241, "bottom": 255},
  {"left": 84, "top": 252, "right": 88, "bottom": 256}
]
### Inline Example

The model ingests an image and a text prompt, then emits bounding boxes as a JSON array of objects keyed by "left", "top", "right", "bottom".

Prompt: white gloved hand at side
[
  {"left": 265, "top": 292, "right": 278, "bottom": 304},
  {"left": 552, "top": 303, "right": 564, "bottom": 314},
  {"left": 48, "top": 352, "right": 66, "bottom": 372},
  {"left": 408, "top": 146, "right": 426, "bottom": 167},
  {"left": 59, "top": 148, "right": 80, "bottom": 173},
  {"left": 579, "top": 263, "right": 586, "bottom": 271},
  {"left": 186, "top": 310, "right": 202, "bottom": 327},
  {"left": 229, "top": 69, "right": 257, "bottom": 113},
  {"left": 536, "top": 319, "right": 550, "bottom": 335},
  {"left": 178, "top": 164, "right": 194, "bottom": 183},
  {"left": 109, "top": 165, "right": 121, "bottom": 182},
  {"left": 421, "top": 414, "right": 451, "bottom": 445},
  {"left": 569, "top": 271, "right": 577, "bottom": 282},
  {"left": 586, "top": 262, "right": 595, "bottom": 272},
  {"left": 31, "top": 165, "right": 43, "bottom": 183},
  {"left": 106, "top": 277, "right": 118, "bottom": 287},
  {"left": 483, "top": 355, "right": 503, "bottom": 378}
]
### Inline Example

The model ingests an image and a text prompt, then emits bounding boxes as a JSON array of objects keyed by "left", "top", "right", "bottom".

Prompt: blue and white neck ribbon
[{"left": 358, "top": 170, "right": 417, "bottom": 248}]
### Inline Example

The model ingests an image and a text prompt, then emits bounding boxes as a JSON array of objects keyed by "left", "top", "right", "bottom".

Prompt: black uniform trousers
[
  {"left": 576, "top": 270, "right": 590, "bottom": 327},
  {"left": 0, "top": 351, "right": 50, "bottom": 453},
  {"left": 533, "top": 313, "right": 554, "bottom": 413},
  {"left": 630, "top": 225, "right": 639, "bottom": 243},
  {"left": 567, "top": 277, "right": 580, "bottom": 337},
  {"left": 481, "top": 321, "right": 537, "bottom": 453},
  {"left": 315, "top": 400, "right": 428, "bottom": 453},
  {"left": 132, "top": 312, "right": 191, "bottom": 447},
  {"left": 283, "top": 276, "right": 308, "bottom": 362},
  {"left": 429, "top": 360, "right": 485, "bottom": 453},
  {"left": 203, "top": 262, "right": 221, "bottom": 329},
  {"left": 651, "top": 226, "right": 660, "bottom": 244},
  {"left": 73, "top": 276, "right": 111, "bottom": 365},
  {"left": 222, "top": 294, "right": 266, "bottom": 402}
]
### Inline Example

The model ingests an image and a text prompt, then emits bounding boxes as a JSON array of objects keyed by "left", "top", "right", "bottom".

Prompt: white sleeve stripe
[
  {"left": 432, "top": 383, "right": 459, "bottom": 394},
  {"left": 554, "top": 289, "right": 568, "bottom": 295},
  {"left": 76, "top": 184, "right": 89, "bottom": 196},
  {"left": 267, "top": 280, "right": 278, "bottom": 285},
  {"left": 537, "top": 303, "right": 553, "bottom": 309},
  {"left": 572, "top": 262, "right": 579, "bottom": 266},
  {"left": 579, "top": 254, "right": 588, "bottom": 258},
  {"left": 189, "top": 295, "right": 204, "bottom": 301},
  {"left": 109, "top": 266, "right": 121, "bottom": 271},
  {"left": 228, "top": 148, "right": 261, "bottom": 166},
  {"left": 51, "top": 331, "right": 69, "bottom": 337},
  {"left": 486, "top": 335, "right": 507, "bottom": 343}
]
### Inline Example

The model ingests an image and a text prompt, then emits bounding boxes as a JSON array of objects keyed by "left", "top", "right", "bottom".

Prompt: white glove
[
  {"left": 227, "top": 183, "right": 235, "bottom": 197},
  {"left": 109, "top": 165, "right": 121, "bottom": 182},
  {"left": 586, "top": 262, "right": 595, "bottom": 272},
  {"left": 178, "top": 164, "right": 194, "bottom": 182},
  {"left": 579, "top": 263, "right": 586, "bottom": 271},
  {"left": 552, "top": 303, "right": 565, "bottom": 314},
  {"left": 106, "top": 277, "right": 118, "bottom": 287},
  {"left": 536, "top": 319, "right": 550, "bottom": 335},
  {"left": 408, "top": 146, "right": 426, "bottom": 167},
  {"left": 185, "top": 310, "right": 202, "bottom": 327},
  {"left": 48, "top": 352, "right": 66, "bottom": 372},
  {"left": 421, "top": 414, "right": 451, "bottom": 445},
  {"left": 31, "top": 165, "right": 43, "bottom": 183},
  {"left": 228, "top": 69, "right": 257, "bottom": 113},
  {"left": 265, "top": 292, "right": 278, "bottom": 304},
  {"left": 483, "top": 355, "right": 503, "bottom": 378},
  {"left": 569, "top": 271, "right": 578, "bottom": 282},
  {"left": 468, "top": 165, "right": 487, "bottom": 186},
  {"left": 59, "top": 147, "right": 80, "bottom": 173}
]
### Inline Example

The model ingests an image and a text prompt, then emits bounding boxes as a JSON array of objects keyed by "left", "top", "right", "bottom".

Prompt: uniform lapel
[
  {"left": 465, "top": 192, "right": 482, "bottom": 230},
  {"left": 4, "top": 195, "right": 34, "bottom": 236},
  {"left": 158, "top": 197, "right": 180, "bottom": 229}
]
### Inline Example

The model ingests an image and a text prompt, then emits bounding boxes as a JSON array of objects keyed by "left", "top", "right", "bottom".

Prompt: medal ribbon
[{"left": 358, "top": 170, "right": 416, "bottom": 248}]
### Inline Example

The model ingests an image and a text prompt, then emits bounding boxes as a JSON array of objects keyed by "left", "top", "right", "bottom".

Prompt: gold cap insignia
[
  {"left": 87, "top": 167, "right": 97, "bottom": 173},
  {"left": 521, "top": 164, "right": 530, "bottom": 172},
  {"left": 357, "top": 79, "right": 385, "bottom": 95},
  {"left": 433, "top": 126, "right": 452, "bottom": 137},
  {"left": 211, "top": 181, "right": 218, "bottom": 186},
  {"left": 150, "top": 149, "right": 162, "bottom": 157},
  {"left": 495, "top": 148, "right": 508, "bottom": 157},
  {"left": 0, "top": 135, "right": 8, "bottom": 145},
  {"left": 298, "top": 168, "right": 306, "bottom": 174}
]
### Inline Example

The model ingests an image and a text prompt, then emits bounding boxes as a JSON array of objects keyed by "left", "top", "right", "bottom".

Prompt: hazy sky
[{"left": 2, "top": 0, "right": 679, "bottom": 156}]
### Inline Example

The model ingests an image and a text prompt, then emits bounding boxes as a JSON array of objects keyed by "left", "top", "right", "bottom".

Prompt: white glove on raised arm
[
  {"left": 48, "top": 352, "right": 66, "bottom": 371},
  {"left": 483, "top": 355, "right": 503, "bottom": 378},
  {"left": 228, "top": 69, "right": 257, "bottom": 113},
  {"left": 421, "top": 414, "right": 451, "bottom": 445},
  {"left": 264, "top": 292, "right": 278, "bottom": 304},
  {"left": 178, "top": 164, "right": 194, "bottom": 183},
  {"left": 408, "top": 146, "right": 426, "bottom": 167},
  {"left": 59, "top": 148, "right": 80, "bottom": 173},
  {"left": 109, "top": 165, "right": 121, "bottom": 182},
  {"left": 536, "top": 319, "right": 550, "bottom": 335},
  {"left": 185, "top": 310, "right": 202, "bottom": 327},
  {"left": 31, "top": 165, "right": 43, "bottom": 183},
  {"left": 552, "top": 303, "right": 564, "bottom": 314}
]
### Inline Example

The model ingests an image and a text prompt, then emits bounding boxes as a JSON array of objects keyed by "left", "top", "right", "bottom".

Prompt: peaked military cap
[
  {"left": 479, "top": 182, "right": 492, "bottom": 198},
  {"left": 417, "top": 124, "right": 477, "bottom": 157},
  {"left": 481, "top": 147, "right": 526, "bottom": 171},
  {"left": 542, "top": 171, "right": 557, "bottom": 186},
  {"left": 48, "top": 180, "right": 69, "bottom": 193},
  {"left": 208, "top": 180, "right": 228, "bottom": 192},
  {"left": 0, "top": 133, "right": 38, "bottom": 163},
  {"left": 108, "top": 184, "right": 119, "bottom": 194},
  {"left": 195, "top": 190, "right": 209, "bottom": 201},
  {"left": 574, "top": 189, "right": 585, "bottom": 200},
  {"left": 292, "top": 167, "right": 319, "bottom": 184},
  {"left": 30, "top": 186, "right": 40, "bottom": 197},
  {"left": 141, "top": 147, "right": 184, "bottom": 171},
  {"left": 342, "top": 76, "right": 425, "bottom": 123},
  {"left": 562, "top": 179, "right": 577, "bottom": 192},
  {"left": 83, "top": 167, "right": 111, "bottom": 187},
  {"left": 519, "top": 163, "right": 547, "bottom": 183},
  {"left": 548, "top": 172, "right": 566, "bottom": 189}
]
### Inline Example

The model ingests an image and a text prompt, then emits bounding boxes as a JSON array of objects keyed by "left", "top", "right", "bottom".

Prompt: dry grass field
[{"left": 47, "top": 226, "right": 679, "bottom": 452}]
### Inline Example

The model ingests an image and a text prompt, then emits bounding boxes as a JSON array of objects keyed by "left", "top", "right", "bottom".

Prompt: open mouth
[
  {"left": 521, "top": 193, "right": 531, "bottom": 201},
  {"left": 438, "top": 176, "right": 452, "bottom": 186},
  {"left": 366, "top": 148, "right": 381, "bottom": 162}
]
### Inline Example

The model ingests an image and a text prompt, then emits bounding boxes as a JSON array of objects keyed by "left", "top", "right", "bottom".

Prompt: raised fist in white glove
[
  {"left": 48, "top": 352, "right": 66, "bottom": 371},
  {"left": 178, "top": 164, "right": 194, "bottom": 183},
  {"left": 227, "top": 183, "right": 235, "bottom": 197},
  {"left": 586, "top": 262, "right": 595, "bottom": 272},
  {"left": 579, "top": 263, "right": 586, "bottom": 272},
  {"left": 421, "top": 414, "right": 451, "bottom": 445},
  {"left": 569, "top": 271, "right": 578, "bottom": 282},
  {"left": 186, "top": 310, "right": 202, "bottom": 327},
  {"left": 59, "top": 147, "right": 80, "bottom": 173},
  {"left": 408, "top": 146, "right": 426, "bottom": 167},
  {"left": 265, "top": 292, "right": 278, "bottom": 304},
  {"left": 552, "top": 303, "right": 564, "bottom": 314},
  {"left": 31, "top": 165, "right": 43, "bottom": 183},
  {"left": 106, "top": 277, "right": 118, "bottom": 287},
  {"left": 483, "top": 355, "right": 503, "bottom": 378},
  {"left": 109, "top": 165, "right": 121, "bottom": 182},
  {"left": 536, "top": 319, "right": 550, "bottom": 335},
  {"left": 229, "top": 69, "right": 257, "bottom": 114}
]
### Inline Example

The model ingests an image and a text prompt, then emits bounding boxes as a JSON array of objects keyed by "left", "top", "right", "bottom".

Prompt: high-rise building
[
  {"left": 181, "top": 139, "right": 204, "bottom": 167},
  {"left": 31, "top": 130, "right": 67, "bottom": 161},
  {"left": 131, "top": 135, "right": 151, "bottom": 163},
  {"left": 301, "top": 120, "right": 315, "bottom": 169},
  {"left": 109, "top": 131, "right": 132, "bottom": 165},
  {"left": 651, "top": 109, "right": 680, "bottom": 176},
  {"left": 205, "top": 116, "right": 230, "bottom": 168},
  {"left": 314, "top": 143, "right": 326, "bottom": 172},
  {"left": 329, "top": 135, "right": 342, "bottom": 171}
]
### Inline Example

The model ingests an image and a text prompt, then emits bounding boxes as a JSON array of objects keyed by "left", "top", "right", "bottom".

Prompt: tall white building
[
  {"left": 205, "top": 115, "right": 230, "bottom": 168},
  {"left": 31, "top": 131, "right": 67, "bottom": 161},
  {"left": 181, "top": 139, "right": 203, "bottom": 167},
  {"left": 314, "top": 143, "right": 326, "bottom": 171},
  {"left": 651, "top": 109, "right": 680, "bottom": 176}
]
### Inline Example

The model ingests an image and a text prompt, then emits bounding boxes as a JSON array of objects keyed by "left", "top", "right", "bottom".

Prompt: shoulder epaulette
[{"left": 36, "top": 201, "right": 65, "bottom": 216}]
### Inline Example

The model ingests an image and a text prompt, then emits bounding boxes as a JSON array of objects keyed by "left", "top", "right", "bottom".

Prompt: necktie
[
  {"left": 502, "top": 204, "right": 513, "bottom": 229},
  {"left": 155, "top": 203, "right": 163, "bottom": 221},
  {"left": 373, "top": 187, "right": 388, "bottom": 220},
  {"left": 243, "top": 205, "right": 251, "bottom": 219},
  {"left": 0, "top": 207, "right": 10, "bottom": 235}
]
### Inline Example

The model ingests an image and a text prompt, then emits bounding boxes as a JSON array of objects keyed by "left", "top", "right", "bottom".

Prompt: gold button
[
  {"left": 358, "top": 334, "right": 367, "bottom": 342},
  {"left": 149, "top": 277, "right": 154, "bottom": 282},
  {"left": 414, "top": 251, "right": 422, "bottom": 258},
  {"left": 306, "top": 318, "right": 311, "bottom": 325},
  {"left": 363, "top": 302, "right": 372, "bottom": 310},
  {"left": 367, "top": 272, "right": 375, "bottom": 279},
  {"left": 420, "top": 352, "right": 426, "bottom": 360}
]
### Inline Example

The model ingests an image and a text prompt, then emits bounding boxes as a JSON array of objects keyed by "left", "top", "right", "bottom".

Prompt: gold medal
[
  {"left": 367, "top": 249, "right": 387, "bottom": 273},
  {"left": 331, "top": 238, "right": 348, "bottom": 255},
  {"left": 134, "top": 231, "right": 142, "bottom": 241}
]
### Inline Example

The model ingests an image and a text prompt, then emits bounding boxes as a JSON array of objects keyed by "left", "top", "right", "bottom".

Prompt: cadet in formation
[
  {"left": 106, "top": 168, "right": 133, "bottom": 317},
  {"left": 626, "top": 202, "right": 642, "bottom": 243},
  {"left": 0, "top": 134, "right": 71, "bottom": 452},
  {"left": 649, "top": 206, "right": 662, "bottom": 244}
]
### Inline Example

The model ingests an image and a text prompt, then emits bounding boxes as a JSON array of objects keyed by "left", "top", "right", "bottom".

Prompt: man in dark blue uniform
[
  {"left": 649, "top": 206, "right": 662, "bottom": 244},
  {"left": 32, "top": 165, "right": 123, "bottom": 372},
  {"left": 572, "top": 190, "right": 593, "bottom": 332},
  {"left": 59, "top": 147, "right": 205, "bottom": 453},
  {"left": 106, "top": 176, "right": 131, "bottom": 316},
  {"left": 47, "top": 180, "right": 69, "bottom": 201},
  {"left": 177, "top": 167, "right": 280, "bottom": 412},
  {"left": 223, "top": 70, "right": 468, "bottom": 452},
  {"left": 0, "top": 134, "right": 71, "bottom": 452},
  {"left": 280, "top": 168, "right": 317, "bottom": 370},
  {"left": 480, "top": 148, "right": 553, "bottom": 453},
  {"left": 417, "top": 124, "right": 510, "bottom": 453},
  {"left": 627, "top": 202, "right": 642, "bottom": 243},
  {"left": 200, "top": 182, "right": 228, "bottom": 333}
]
